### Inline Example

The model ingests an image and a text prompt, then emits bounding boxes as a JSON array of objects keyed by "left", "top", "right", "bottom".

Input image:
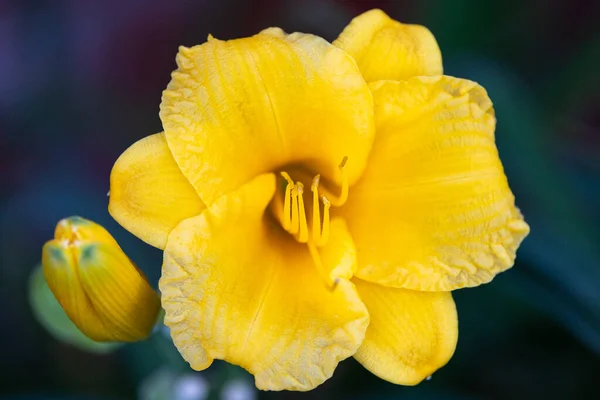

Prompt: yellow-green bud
[{"left": 42, "top": 216, "right": 161, "bottom": 342}]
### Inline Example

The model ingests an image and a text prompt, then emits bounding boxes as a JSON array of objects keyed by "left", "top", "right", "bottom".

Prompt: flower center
[
  {"left": 278, "top": 157, "right": 348, "bottom": 245},
  {"left": 272, "top": 157, "right": 349, "bottom": 288}
]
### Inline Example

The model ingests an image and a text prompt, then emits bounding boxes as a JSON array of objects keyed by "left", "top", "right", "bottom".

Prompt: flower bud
[{"left": 42, "top": 216, "right": 161, "bottom": 342}]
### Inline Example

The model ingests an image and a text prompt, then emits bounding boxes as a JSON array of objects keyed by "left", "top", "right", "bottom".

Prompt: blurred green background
[{"left": 1, "top": 0, "right": 599, "bottom": 399}]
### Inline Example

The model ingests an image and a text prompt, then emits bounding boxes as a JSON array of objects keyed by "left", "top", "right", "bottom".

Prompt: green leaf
[{"left": 28, "top": 264, "right": 121, "bottom": 354}]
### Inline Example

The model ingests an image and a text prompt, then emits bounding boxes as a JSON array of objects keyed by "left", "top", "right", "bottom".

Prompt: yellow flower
[
  {"left": 42, "top": 216, "right": 161, "bottom": 342},
  {"left": 107, "top": 9, "right": 529, "bottom": 391}
]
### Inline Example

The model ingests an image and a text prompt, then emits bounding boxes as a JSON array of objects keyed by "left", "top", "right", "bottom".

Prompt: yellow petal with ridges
[
  {"left": 160, "top": 174, "right": 369, "bottom": 391},
  {"left": 160, "top": 29, "right": 374, "bottom": 206},
  {"left": 338, "top": 77, "right": 529, "bottom": 291},
  {"left": 42, "top": 217, "right": 161, "bottom": 342},
  {"left": 334, "top": 9, "right": 442, "bottom": 82},
  {"left": 109, "top": 132, "right": 205, "bottom": 249},
  {"left": 353, "top": 278, "right": 457, "bottom": 385}
]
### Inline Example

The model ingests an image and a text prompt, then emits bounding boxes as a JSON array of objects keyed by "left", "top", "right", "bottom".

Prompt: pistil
[{"left": 317, "top": 156, "right": 348, "bottom": 207}]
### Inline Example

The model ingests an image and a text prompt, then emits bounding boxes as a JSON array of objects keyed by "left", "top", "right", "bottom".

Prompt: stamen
[
  {"left": 290, "top": 185, "right": 299, "bottom": 235},
  {"left": 279, "top": 168, "right": 336, "bottom": 247},
  {"left": 280, "top": 172, "right": 294, "bottom": 231},
  {"left": 307, "top": 242, "right": 339, "bottom": 291},
  {"left": 311, "top": 175, "right": 321, "bottom": 244},
  {"left": 320, "top": 196, "right": 331, "bottom": 246},
  {"left": 296, "top": 182, "right": 308, "bottom": 243}
]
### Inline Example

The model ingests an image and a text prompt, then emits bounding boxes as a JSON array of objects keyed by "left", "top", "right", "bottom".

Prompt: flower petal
[
  {"left": 160, "top": 29, "right": 374, "bottom": 206},
  {"left": 339, "top": 77, "right": 530, "bottom": 291},
  {"left": 109, "top": 132, "right": 205, "bottom": 249},
  {"left": 75, "top": 241, "right": 161, "bottom": 341},
  {"left": 42, "top": 217, "right": 161, "bottom": 342},
  {"left": 160, "top": 174, "right": 369, "bottom": 391},
  {"left": 320, "top": 218, "right": 357, "bottom": 282},
  {"left": 353, "top": 278, "right": 457, "bottom": 385},
  {"left": 43, "top": 240, "right": 110, "bottom": 341},
  {"left": 29, "top": 264, "right": 121, "bottom": 353},
  {"left": 334, "top": 9, "right": 442, "bottom": 82}
]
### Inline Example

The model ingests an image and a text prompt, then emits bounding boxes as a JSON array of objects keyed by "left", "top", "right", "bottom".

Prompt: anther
[{"left": 339, "top": 156, "right": 348, "bottom": 169}]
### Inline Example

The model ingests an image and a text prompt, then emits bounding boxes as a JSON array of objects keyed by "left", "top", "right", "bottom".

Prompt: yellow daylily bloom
[
  {"left": 42, "top": 216, "right": 161, "bottom": 342},
  {"left": 104, "top": 8, "right": 528, "bottom": 391}
]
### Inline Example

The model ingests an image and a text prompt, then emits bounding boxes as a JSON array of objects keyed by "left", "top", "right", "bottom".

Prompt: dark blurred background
[{"left": 1, "top": 0, "right": 599, "bottom": 399}]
